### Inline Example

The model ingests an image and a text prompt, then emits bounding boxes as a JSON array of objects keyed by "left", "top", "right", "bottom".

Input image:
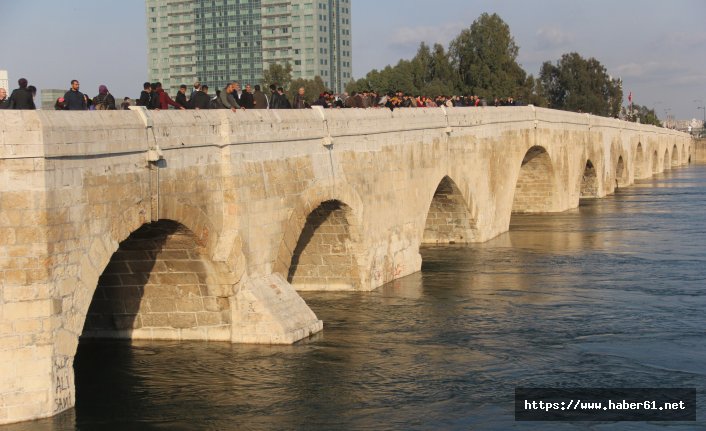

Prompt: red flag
[{"left": 628, "top": 92, "right": 632, "bottom": 104}]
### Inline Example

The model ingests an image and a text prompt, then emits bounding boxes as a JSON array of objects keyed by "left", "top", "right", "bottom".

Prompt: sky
[{"left": 2, "top": 0, "right": 705, "bottom": 119}]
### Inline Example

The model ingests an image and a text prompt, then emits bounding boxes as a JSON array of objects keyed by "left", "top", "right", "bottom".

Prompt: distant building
[
  {"left": 145, "top": 0, "right": 353, "bottom": 97},
  {"left": 0, "top": 70, "right": 8, "bottom": 92},
  {"left": 41, "top": 89, "right": 66, "bottom": 110}
]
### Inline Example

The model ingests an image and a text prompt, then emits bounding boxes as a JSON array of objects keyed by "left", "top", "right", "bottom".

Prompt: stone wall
[{"left": 693, "top": 138, "right": 706, "bottom": 163}]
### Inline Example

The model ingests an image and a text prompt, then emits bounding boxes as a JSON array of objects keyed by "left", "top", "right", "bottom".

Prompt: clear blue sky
[{"left": 2, "top": 0, "right": 705, "bottom": 119}]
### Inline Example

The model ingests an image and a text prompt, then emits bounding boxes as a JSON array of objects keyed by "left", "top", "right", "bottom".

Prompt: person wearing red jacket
[{"left": 154, "top": 82, "right": 185, "bottom": 110}]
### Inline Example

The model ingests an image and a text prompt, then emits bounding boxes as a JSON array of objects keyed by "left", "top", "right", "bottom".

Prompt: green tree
[
  {"left": 263, "top": 63, "right": 293, "bottom": 90},
  {"left": 622, "top": 103, "right": 661, "bottom": 126},
  {"left": 410, "top": 42, "right": 433, "bottom": 93},
  {"left": 538, "top": 52, "right": 622, "bottom": 116},
  {"left": 424, "top": 43, "right": 458, "bottom": 95},
  {"left": 517, "top": 74, "right": 547, "bottom": 107},
  {"left": 346, "top": 41, "right": 457, "bottom": 96},
  {"left": 449, "top": 13, "right": 527, "bottom": 97}
]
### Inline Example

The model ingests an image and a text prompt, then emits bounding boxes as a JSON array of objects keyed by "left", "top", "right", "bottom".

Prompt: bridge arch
[
  {"left": 511, "top": 145, "right": 558, "bottom": 213},
  {"left": 615, "top": 155, "right": 628, "bottom": 188},
  {"left": 422, "top": 175, "right": 478, "bottom": 244},
  {"left": 652, "top": 150, "right": 660, "bottom": 174},
  {"left": 82, "top": 219, "right": 232, "bottom": 341},
  {"left": 663, "top": 148, "right": 670, "bottom": 171},
  {"left": 273, "top": 184, "right": 364, "bottom": 291},
  {"left": 59, "top": 197, "right": 233, "bottom": 356},
  {"left": 635, "top": 143, "right": 645, "bottom": 178},
  {"left": 671, "top": 144, "right": 679, "bottom": 167},
  {"left": 580, "top": 159, "right": 599, "bottom": 198}
]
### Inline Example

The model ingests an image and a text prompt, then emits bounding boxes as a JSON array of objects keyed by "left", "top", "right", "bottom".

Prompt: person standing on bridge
[
  {"left": 64, "top": 79, "right": 87, "bottom": 110},
  {"left": 293, "top": 87, "right": 310, "bottom": 109},
  {"left": 7, "top": 78, "right": 36, "bottom": 109},
  {"left": 216, "top": 82, "right": 242, "bottom": 111},
  {"left": 92, "top": 85, "right": 116, "bottom": 110},
  {"left": 154, "top": 82, "right": 185, "bottom": 110},
  {"left": 252, "top": 84, "right": 268, "bottom": 109},
  {"left": 240, "top": 84, "right": 254, "bottom": 109},
  {"left": 175, "top": 84, "right": 189, "bottom": 109},
  {"left": 0, "top": 87, "right": 9, "bottom": 109},
  {"left": 137, "top": 82, "right": 153, "bottom": 108},
  {"left": 189, "top": 84, "right": 211, "bottom": 110},
  {"left": 276, "top": 87, "right": 291, "bottom": 109}
]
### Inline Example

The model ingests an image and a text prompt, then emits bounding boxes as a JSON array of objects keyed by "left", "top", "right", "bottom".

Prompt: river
[{"left": 6, "top": 165, "right": 706, "bottom": 430}]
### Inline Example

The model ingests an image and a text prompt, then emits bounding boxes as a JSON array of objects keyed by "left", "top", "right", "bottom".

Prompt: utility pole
[{"left": 695, "top": 99, "right": 705, "bottom": 136}]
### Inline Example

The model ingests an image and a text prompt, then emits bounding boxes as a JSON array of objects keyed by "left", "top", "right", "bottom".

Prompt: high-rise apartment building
[
  {"left": 146, "top": 0, "right": 352, "bottom": 97},
  {"left": 0, "top": 70, "right": 8, "bottom": 92}
]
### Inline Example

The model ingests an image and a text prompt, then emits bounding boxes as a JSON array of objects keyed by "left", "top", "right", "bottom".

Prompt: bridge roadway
[{"left": 0, "top": 106, "right": 691, "bottom": 423}]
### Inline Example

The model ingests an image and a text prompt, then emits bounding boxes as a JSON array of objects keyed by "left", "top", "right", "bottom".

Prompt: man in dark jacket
[
  {"left": 292, "top": 87, "right": 309, "bottom": 109},
  {"left": 276, "top": 87, "right": 291, "bottom": 109},
  {"left": 268, "top": 84, "right": 279, "bottom": 109},
  {"left": 240, "top": 84, "right": 254, "bottom": 109},
  {"left": 175, "top": 84, "right": 188, "bottom": 108},
  {"left": 63, "top": 80, "right": 86, "bottom": 110},
  {"left": 189, "top": 85, "right": 211, "bottom": 109},
  {"left": 269, "top": 86, "right": 290, "bottom": 109},
  {"left": 149, "top": 83, "right": 161, "bottom": 109},
  {"left": 8, "top": 78, "right": 36, "bottom": 110},
  {"left": 137, "top": 82, "right": 153, "bottom": 108}
]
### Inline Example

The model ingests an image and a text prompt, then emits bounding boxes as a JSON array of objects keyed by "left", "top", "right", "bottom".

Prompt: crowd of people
[
  {"left": 0, "top": 78, "right": 130, "bottom": 111},
  {"left": 0, "top": 76, "right": 524, "bottom": 111},
  {"left": 133, "top": 81, "right": 524, "bottom": 111}
]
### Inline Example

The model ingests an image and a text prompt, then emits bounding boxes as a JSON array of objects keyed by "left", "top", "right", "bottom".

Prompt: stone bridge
[{"left": 0, "top": 107, "right": 691, "bottom": 424}]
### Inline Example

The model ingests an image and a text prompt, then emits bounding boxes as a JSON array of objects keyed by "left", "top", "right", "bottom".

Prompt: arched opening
[
  {"left": 286, "top": 200, "right": 360, "bottom": 290},
  {"left": 580, "top": 160, "right": 598, "bottom": 198},
  {"left": 663, "top": 149, "right": 670, "bottom": 171},
  {"left": 422, "top": 176, "right": 477, "bottom": 244},
  {"left": 512, "top": 146, "right": 556, "bottom": 213},
  {"left": 652, "top": 150, "right": 659, "bottom": 174},
  {"left": 671, "top": 145, "right": 679, "bottom": 167},
  {"left": 615, "top": 156, "right": 628, "bottom": 188},
  {"left": 82, "top": 220, "right": 231, "bottom": 341},
  {"left": 635, "top": 143, "right": 645, "bottom": 178}
]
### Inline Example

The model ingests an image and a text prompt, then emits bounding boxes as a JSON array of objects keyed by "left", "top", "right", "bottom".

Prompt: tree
[
  {"left": 622, "top": 104, "right": 661, "bottom": 126},
  {"left": 346, "top": 42, "right": 458, "bottom": 96},
  {"left": 449, "top": 13, "right": 527, "bottom": 98},
  {"left": 425, "top": 43, "right": 458, "bottom": 95},
  {"left": 517, "top": 74, "right": 547, "bottom": 107},
  {"left": 410, "top": 42, "right": 433, "bottom": 93},
  {"left": 263, "top": 63, "right": 293, "bottom": 90},
  {"left": 538, "top": 52, "right": 622, "bottom": 116}
]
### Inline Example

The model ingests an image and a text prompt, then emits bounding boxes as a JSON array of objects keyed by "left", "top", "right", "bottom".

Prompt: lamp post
[{"left": 664, "top": 108, "right": 672, "bottom": 128}]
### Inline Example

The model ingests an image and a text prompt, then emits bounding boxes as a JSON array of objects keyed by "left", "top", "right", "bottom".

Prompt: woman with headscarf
[{"left": 92, "top": 85, "right": 116, "bottom": 110}]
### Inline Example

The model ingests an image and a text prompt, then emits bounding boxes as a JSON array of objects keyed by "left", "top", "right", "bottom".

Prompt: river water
[{"left": 7, "top": 165, "right": 706, "bottom": 430}]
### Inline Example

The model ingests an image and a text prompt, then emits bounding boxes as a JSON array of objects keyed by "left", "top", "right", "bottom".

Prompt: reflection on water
[{"left": 4, "top": 166, "right": 706, "bottom": 430}]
